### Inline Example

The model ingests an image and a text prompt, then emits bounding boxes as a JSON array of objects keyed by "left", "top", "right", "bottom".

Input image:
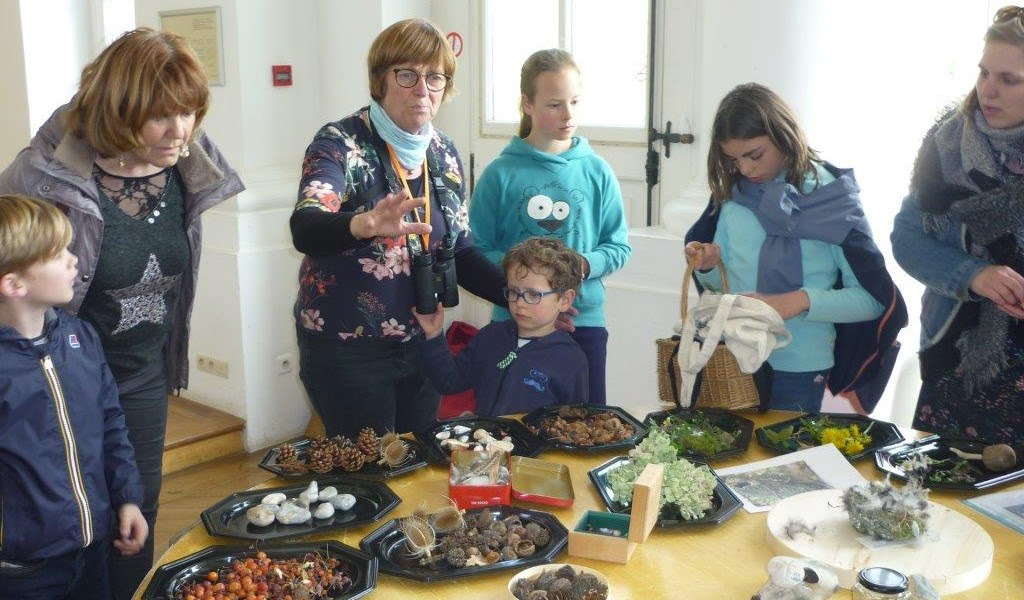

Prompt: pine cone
[
  {"left": 307, "top": 445, "right": 335, "bottom": 473},
  {"left": 356, "top": 427, "right": 380, "bottom": 461},
  {"left": 275, "top": 443, "right": 298, "bottom": 463},
  {"left": 309, "top": 435, "right": 331, "bottom": 452},
  {"left": 337, "top": 444, "right": 366, "bottom": 472}
]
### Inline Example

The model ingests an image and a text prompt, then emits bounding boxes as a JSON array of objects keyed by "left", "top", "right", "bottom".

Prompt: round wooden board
[{"left": 766, "top": 489, "right": 993, "bottom": 595}]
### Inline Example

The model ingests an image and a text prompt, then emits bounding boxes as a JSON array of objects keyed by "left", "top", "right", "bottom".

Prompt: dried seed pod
[
  {"left": 429, "top": 503, "right": 466, "bottom": 533},
  {"left": 515, "top": 539, "right": 536, "bottom": 557},
  {"left": 378, "top": 439, "right": 411, "bottom": 467},
  {"left": 356, "top": 427, "right": 381, "bottom": 461},
  {"left": 399, "top": 516, "right": 436, "bottom": 559}
]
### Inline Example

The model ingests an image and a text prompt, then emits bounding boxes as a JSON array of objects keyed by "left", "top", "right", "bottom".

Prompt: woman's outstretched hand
[
  {"left": 350, "top": 189, "right": 433, "bottom": 240},
  {"left": 684, "top": 241, "right": 720, "bottom": 270},
  {"left": 970, "top": 265, "right": 1024, "bottom": 319}
]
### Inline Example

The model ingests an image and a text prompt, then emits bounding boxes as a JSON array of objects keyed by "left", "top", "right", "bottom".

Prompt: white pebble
[
  {"left": 318, "top": 486, "right": 338, "bottom": 501},
  {"left": 261, "top": 492, "right": 286, "bottom": 505},
  {"left": 313, "top": 502, "right": 335, "bottom": 519},
  {"left": 330, "top": 493, "right": 356, "bottom": 511}
]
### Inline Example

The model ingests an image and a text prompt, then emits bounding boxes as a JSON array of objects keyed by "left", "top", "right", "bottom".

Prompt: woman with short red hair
[{"left": 0, "top": 27, "right": 243, "bottom": 598}]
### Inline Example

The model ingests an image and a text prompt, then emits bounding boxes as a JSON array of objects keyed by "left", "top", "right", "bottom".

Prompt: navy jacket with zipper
[
  {"left": 0, "top": 309, "right": 143, "bottom": 561},
  {"left": 419, "top": 320, "right": 589, "bottom": 416}
]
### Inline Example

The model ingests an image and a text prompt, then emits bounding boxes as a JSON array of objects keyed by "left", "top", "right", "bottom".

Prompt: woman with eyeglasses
[
  {"left": 892, "top": 5, "right": 1024, "bottom": 445},
  {"left": 290, "top": 19, "right": 508, "bottom": 438}
]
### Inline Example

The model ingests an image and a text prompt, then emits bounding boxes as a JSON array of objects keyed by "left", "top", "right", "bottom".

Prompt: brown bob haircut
[
  {"left": 0, "top": 194, "right": 73, "bottom": 278},
  {"left": 367, "top": 19, "right": 456, "bottom": 103},
  {"left": 64, "top": 27, "right": 210, "bottom": 158}
]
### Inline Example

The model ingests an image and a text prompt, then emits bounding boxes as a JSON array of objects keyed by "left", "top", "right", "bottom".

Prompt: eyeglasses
[
  {"left": 393, "top": 68, "right": 451, "bottom": 92},
  {"left": 502, "top": 287, "right": 561, "bottom": 305}
]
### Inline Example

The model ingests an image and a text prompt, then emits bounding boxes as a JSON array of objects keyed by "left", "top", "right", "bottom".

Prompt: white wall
[{"left": 0, "top": 1, "right": 31, "bottom": 167}]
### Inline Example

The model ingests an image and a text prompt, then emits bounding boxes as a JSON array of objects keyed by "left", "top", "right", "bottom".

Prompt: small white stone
[
  {"left": 313, "top": 502, "right": 335, "bottom": 519},
  {"left": 435, "top": 431, "right": 451, "bottom": 440},
  {"left": 246, "top": 504, "right": 276, "bottom": 526},
  {"left": 451, "top": 425, "right": 471, "bottom": 435},
  {"left": 330, "top": 493, "right": 357, "bottom": 511},
  {"left": 261, "top": 492, "right": 286, "bottom": 505},
  {"left": 276, "top": 503, "right": 311, "bottom": 525},
  {"left": 318, "top": 486, "right": 338, "bottom": 501}
]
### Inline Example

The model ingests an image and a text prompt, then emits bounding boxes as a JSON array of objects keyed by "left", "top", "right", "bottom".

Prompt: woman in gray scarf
[{"left": 892, "top": 5, "right": 1024, "bottom": 445}]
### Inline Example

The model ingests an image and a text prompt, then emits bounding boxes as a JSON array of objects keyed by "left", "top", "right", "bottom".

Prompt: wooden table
[{"left": 135, "top": 412, "right": 1024, "bottom": 599}]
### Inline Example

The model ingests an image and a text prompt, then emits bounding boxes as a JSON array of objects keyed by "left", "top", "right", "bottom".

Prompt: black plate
[
  {"left": 644, "top": 408, "right": 754, "bottom": 462},
  {"left": 259, "top": 435, "right": 429, "bottom": 479},
  {"left": 874, "top": 435, "right": 1024, "bottom": 491},
  {"left": 139, "top": 541, "right": 377, "bottom": 600},
  {"left": 415, "top": 416, "right": 546, "bottom": 464},
  {"left": 755, "top": 412, "right": 905, "bottom": 461},
  {"left": 520, "top": 404, "right": 648, "bottom": 452},
  {"left": 359, "top": 505, "right": 567, "bottom": 582},
  {"left": 200, "top": 476, "right": 401, "bottom": 541},
  {"left": 587, "top": 455, "right": 742, "bottom": 527}
]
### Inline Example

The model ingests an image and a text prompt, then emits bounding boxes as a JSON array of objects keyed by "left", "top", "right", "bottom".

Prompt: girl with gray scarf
[{"left": 892, "top": 5, "right": 1024, "bottom": 445}]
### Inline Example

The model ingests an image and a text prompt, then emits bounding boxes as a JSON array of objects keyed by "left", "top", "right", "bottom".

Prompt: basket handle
[{"left": 681, "top": 249, "right": 728, "bottom": 321}]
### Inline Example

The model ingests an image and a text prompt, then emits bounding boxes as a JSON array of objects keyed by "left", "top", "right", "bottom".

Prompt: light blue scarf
[{"left": 369, "top": 100, "right": 433, "bottom": 170}]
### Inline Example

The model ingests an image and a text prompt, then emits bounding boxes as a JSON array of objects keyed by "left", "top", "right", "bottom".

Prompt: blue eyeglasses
[{"left": 502, "top": 287, "right": 561, "bottom": 305}]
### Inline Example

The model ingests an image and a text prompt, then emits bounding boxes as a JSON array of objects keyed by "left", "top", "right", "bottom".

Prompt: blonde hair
[
  {"left": 962, "top": 6, "right": 1024, "bottom": 116},
  {"left": 518, "top": 49, "right": 579, "bottom": 138},
  {"left": 367, "top": 19, "right": 456, "bottom": 103},
  {"left": 707, "top": 83, "right": 820, "bottom": 206},
  {"left": 64, "top": 27, "right": 210, "bottom": 158},
  {"left": 0, "top": 195, "right": 73, "bottom": 277},
  {"left": 502, "top": 237, "right": 583, "bottom": 294}
]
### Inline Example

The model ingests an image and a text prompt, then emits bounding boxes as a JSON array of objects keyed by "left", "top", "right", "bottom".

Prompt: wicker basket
[{"left": 657, "top": 256, "right": 760, "bottom": 411}]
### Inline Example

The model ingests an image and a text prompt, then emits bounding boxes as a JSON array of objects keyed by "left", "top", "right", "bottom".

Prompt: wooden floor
[{"left": 155, "top": 447, "right": 273, "bottom": 553}]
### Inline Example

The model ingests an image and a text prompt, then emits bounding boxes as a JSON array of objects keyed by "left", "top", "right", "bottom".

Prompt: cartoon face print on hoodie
[{"left": 517, "top": 182, "right": 583, "bottom": 238}]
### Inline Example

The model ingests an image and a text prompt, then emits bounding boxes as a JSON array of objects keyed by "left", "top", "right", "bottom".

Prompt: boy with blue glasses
[{"left": 414, "top": 237, "right": 588, "bottom": 415}]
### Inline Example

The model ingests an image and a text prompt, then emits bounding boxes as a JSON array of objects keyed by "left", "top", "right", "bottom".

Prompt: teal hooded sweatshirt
[{"left": 469, "top": 136, "right": 631, "bottom": 327}]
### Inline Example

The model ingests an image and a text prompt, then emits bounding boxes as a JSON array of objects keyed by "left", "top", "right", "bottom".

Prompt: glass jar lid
[{"left": 857, "top": 567, "right": 909, "bottom": 593}]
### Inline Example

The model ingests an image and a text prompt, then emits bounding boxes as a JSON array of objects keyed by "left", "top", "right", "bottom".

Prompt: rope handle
[{"left": 681, "top": 248, "right": 728, "bottom": 321}]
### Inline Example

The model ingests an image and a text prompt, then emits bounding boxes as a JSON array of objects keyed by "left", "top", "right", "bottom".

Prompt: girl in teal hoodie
[{"left": 469, "top": 49, "right": 631, "bottom": 405}]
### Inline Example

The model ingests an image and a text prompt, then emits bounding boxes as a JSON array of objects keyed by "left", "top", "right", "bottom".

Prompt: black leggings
[
  {"left": 297, "top": 327, "right": 440, "bottom": 438},
  {"left": 107, "top": 379, "right": 167, "bottom": 600}
]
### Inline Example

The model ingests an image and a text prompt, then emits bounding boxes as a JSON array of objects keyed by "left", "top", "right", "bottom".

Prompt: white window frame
[{"left": 478, "top": 0, "right": 647, "bottom": 145}]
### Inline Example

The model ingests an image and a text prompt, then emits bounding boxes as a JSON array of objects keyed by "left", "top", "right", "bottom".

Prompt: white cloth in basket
[{"left": 678, "top": 293, "right": 792, "bottom": 375}]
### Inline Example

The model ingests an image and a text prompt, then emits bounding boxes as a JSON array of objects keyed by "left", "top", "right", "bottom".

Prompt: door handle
[{"left": 649, "top": 121, "right": 694, "bottom": 158}]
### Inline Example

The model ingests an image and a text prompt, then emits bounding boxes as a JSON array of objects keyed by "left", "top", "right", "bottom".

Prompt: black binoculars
[{"left": 412, "top": 244, "right": 459, "bottom": 314}]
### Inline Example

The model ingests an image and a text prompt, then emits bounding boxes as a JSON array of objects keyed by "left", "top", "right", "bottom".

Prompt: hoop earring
[{"left": 180, "top": 145, "right": 190, "bottom": 158}]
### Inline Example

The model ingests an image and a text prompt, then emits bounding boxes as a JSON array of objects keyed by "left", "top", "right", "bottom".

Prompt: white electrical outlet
[
  {"left": 196, "top": 354, "right": 229, "bottom": 378},
  {"left": 276, "top": 353, "right": 294, "bottom": 374}
]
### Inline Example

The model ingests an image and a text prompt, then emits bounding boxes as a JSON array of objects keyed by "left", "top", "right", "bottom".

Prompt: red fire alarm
[{"left": 272, "top": 65, "right": 292, "bottom": 87}]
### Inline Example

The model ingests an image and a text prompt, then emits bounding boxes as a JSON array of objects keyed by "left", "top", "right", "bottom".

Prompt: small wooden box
[{"left": 568, "top": 463, "right": 663, "bottom": 564}]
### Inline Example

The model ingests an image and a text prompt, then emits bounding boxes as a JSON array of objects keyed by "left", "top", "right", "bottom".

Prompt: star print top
[{"left": 78, "top": 167, "right": 188, "bottom": 385}]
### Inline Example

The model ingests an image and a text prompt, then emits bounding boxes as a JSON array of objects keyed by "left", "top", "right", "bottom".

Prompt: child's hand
[
  {"left": 412, "top": 303, "right": 445, "bottom": 339},
  {"left": 555, "top": 305, "right": 579, "bottom": 332},
  {"left": 746, "top": 290, "right": 810, "bottom": 320},
  {"left": 113, "top": 503, "right": 148, "bottom": 556},
  {"left": 684, "top": 242, "right": 720, "bottom": 270}
]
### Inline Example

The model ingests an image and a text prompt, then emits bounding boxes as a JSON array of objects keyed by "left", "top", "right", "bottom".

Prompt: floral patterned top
[{"left": 292, "top": 107, "right": 473, "bottom": 343}]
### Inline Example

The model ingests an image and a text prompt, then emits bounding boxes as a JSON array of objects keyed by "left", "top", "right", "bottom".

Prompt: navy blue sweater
[
  {"left": 0, "top": 309, "right": 143, "bottom": 560},
  {"left": 420, "top": 320, "right": 589, "bottom": 416}
]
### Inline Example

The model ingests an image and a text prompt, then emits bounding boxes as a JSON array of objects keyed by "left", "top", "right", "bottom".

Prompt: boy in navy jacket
[
  {"left": 0, "top": 195, "right": 146, "bottom": 599},
  {"left": 414, "top": 237, "right": 589, "bottom": 416}
]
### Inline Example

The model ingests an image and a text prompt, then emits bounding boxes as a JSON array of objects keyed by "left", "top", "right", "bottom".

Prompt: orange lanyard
[{"left": 386, "top": 144, "right": 430, "bottom": 249}]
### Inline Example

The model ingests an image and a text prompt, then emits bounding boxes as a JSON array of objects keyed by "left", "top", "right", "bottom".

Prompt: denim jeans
[
  {"left": 0, "top": 540, "right": 110, "bottom": 600},
  {"left": 569, "top": 326, "right": 608, "bottom": 405},
  {"left": 767, "top": 369, "right": 829, "bottom": 412},
  {"left": 297, "top": 327, "right": 440, "bottom": 438},
  {"left": 108, "top": 375, "right": 167, "bottom": 600}
]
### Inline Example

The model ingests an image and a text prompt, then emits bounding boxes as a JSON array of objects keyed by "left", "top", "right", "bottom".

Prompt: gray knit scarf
[{"left": 926, "top": 109, "right": 1024, "bottom": 392}]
